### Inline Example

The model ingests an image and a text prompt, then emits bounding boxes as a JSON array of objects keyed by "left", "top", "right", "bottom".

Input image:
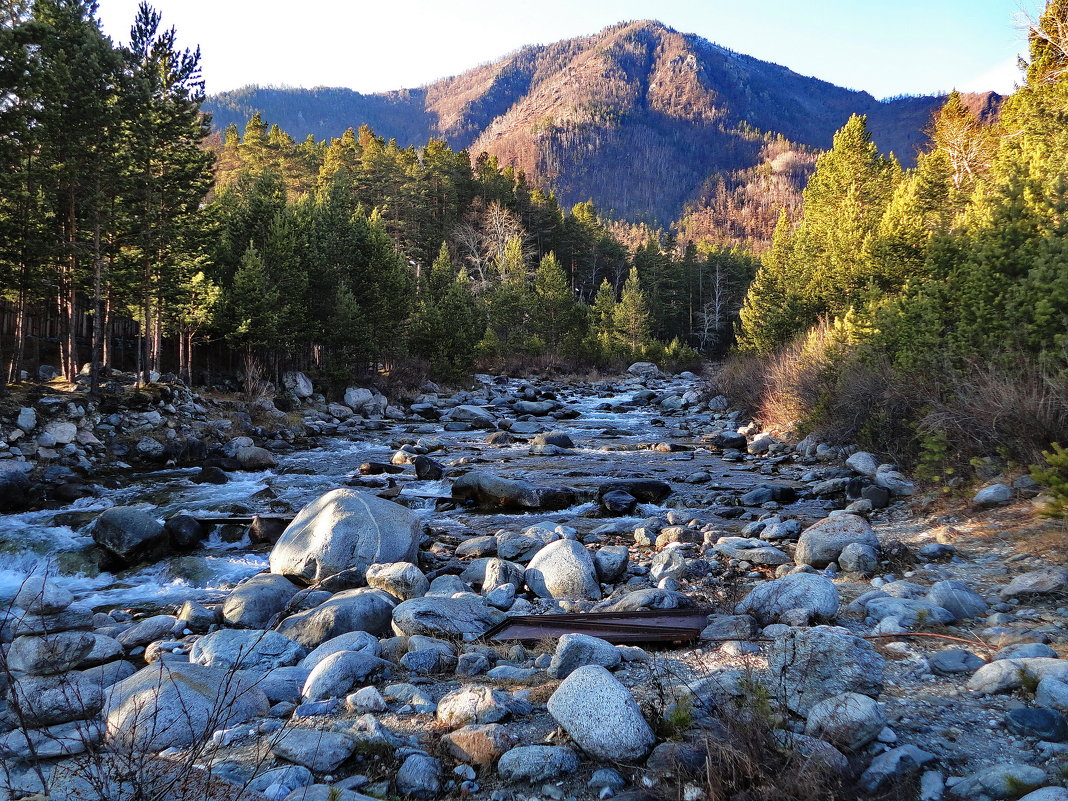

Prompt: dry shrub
[{"left": 919, "top": 357, "right": 1068, "bottom": 466}]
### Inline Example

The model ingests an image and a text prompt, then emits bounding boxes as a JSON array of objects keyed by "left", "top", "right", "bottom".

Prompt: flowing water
[{"left": 0, "top": 374, "right": 799, "bottom": 612}]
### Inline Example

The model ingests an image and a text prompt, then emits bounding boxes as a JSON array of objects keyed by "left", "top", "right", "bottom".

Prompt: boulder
[
  {"left": 967, "top": 658, "right": 1068, "bottom": 694},
  {"left": 451, "top": 470, "right": 574, "bottom": 511},
  {"left": 449, "top": 405, "right": 497, "bottom": 428},
  {"left": 276, "top": 588, "right": 397, "bottom": 649},
  {"left": 270, "top": 728, "right": 357, "bottom": 773},
  {"left": 804, "top": 692, "right": 886, "bottom": 751},
  {"left": 497, "top": 745, "right": 579, "bottom": 782},
  {"left": 437, "top": 685, "right": 513, "bottom": 727},
  {"left": 532, "top": 431, "right": 575, "bottom": 449},
  {"left": 222, "top": 573, "right": 300, "bottom": 629},
  {"left": 926, "top": 580, "right": 988, "bottom": 620},
  {"left": 974, "top": 483, "right": 1013, "bottom": 507},
  {"left": 283, "top": 371, "right": 314, "bottom": 398},
  {"left": 397, "top": 753, "right": 442, "bottom": 800},
  {"left": 838, "top": 542, "right": 879, "bottom": 575},
  {"left": 735, "top": 572, "right": 840, "bottom": 624},
  {"left": 845, "top": 452, "right": 880, "bottom": 477},
  {"left": 948, "top": 764, "right": 1047, "bottom": 800},
  {"left": 234, "top": 445, "right": 278, "bottom": 470},
  {"left": 392, "top": 595, "right": 505, "bottom": 638},
  {"left": 593, "top": 545, "right": 629, "bottom": 583},
  {"left": 547, "top": 633, "right": 621, "bottom": 679},
  {"left": 190, "top": 629, "right": 304, "bottom": 674},
  {"left": 627, "top": 362, "right": 660, "bottom": 378},
  {"left": 547, "top": 665, "right": 655, "bottom": 761},
  {"left": 713, "top": 537, "right": 792, "bottom": 566},
  {"left": 7, "top": 631, "right": 94, "bottom": 675},
  {"left": 91, "top": 507, "right": 168, "bottom": 566},
  {"left": 413, "top": 455, "right": 445, "bottom": 481},
  {"left": 767, "top": 626, "right": 885, "bottom": 714},
  {"left": 269, "top": 488, "right": 420, "bottom": 584},
  {"left": 300, "top": 630, "right": 381, "bottom": 671},
  {"left": 442, "top": 723, "right": 518, "bottom": 767},
  {"left": 366, "top": 561, "right": 429, "bottom": 601},
  {"left": 10, "top": 673, "right": 104, "bottom": 726},
  {"left": 302, "top": 651, "right": 393, "bottom": 701},
  {"left": 105, "top": 662, "right": 269, "bottom": 749},
  {"left": 795, "top": 514, "right": 879, "bottom": 567},
  {"left": 596, "top": 479, "right": 672, "bottom": 504},
  {"left": 1000, "top": 567, "right": 1068, "bottom": 600},
  {"left": 12, "top": 576, "right": 73, "bottom": 614},
  {"left": 524, "top": 539, "right": 601, "bottom": 600}
]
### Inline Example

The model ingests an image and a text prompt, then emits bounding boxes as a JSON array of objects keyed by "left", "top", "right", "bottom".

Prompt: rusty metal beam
[{"left": 483, "top": 608, "right": 711, "bottom": 646}]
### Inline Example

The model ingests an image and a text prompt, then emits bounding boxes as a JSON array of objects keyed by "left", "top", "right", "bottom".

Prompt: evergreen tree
[
  {"left": 532, "top": 252, "right": 585, "bottom": 353},
  {"left": 613, "top": 267, "right": 651, "bottom": 351}
]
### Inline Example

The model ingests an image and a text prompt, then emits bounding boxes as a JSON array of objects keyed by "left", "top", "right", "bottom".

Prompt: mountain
[{"left": 204, "top": 21, "right": 1000, "bottom": 224}]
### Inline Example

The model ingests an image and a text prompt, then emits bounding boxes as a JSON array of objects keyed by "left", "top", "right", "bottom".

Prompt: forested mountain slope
[{"left": 205, "top": 20, "right": 1000, "bottom": 223}]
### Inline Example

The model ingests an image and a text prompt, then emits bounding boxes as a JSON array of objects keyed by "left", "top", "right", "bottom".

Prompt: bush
[{"left": 1032, "top": 442, "right": 1068, "bottom": 523}]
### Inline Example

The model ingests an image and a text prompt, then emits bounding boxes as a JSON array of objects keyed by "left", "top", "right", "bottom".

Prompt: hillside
[{"left": 205, "top": 20, "right": 1000, "bottom": 223}]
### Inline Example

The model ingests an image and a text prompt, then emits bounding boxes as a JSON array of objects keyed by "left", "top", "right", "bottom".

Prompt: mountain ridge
[{"left": 204, "top": 20, "right": 1000, "bottom": 223}]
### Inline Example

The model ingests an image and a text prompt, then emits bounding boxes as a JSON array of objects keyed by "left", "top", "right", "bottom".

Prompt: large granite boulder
[
  {"left": 524, "top": 540, "right": 601, "bottom": 600},
  {"left": 105, "top": 662, "right": 269, "bottom": 750},
  {"left": 91, "top": 507, "right": 169, "bottom": 566},
  {"left": 795, "top": 514, "right": 879, "bottom": 567},
  {"left": 275, "top": 587, "right": 397, "bottom": 649},
  {"left": 269, "top": 489, "right": 420, "bottom": 584},
  {"left": 391, "top": 595, "right": 506, "bottom": 638}
]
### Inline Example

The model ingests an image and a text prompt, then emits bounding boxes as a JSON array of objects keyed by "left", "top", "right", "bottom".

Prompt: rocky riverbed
[{"left": 1, "top": 364, "right": 1067, "bottom": 801}]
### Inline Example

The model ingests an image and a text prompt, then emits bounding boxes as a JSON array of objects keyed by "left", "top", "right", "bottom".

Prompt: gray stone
[
  {"left": 116, "top": 614, "right": 178, "bottom": 648},
  {"left": 91, "top": 506, "right": 168, "bottom": 565},
  {"left": 1019, "top": 790, "right": 1068, "bottom": 801},
  {"left": 1000, "top": 567, "right": 1068, "bottom": 600},
  {"left": 248, "top": 765, "right": 314, "bottom": 795},
  {"left": 276, "top": 587, "right": 397, "bottom": 648},
  {"left": 700, "top": 614, "right": 754, "bottom": 641},
  {"left": 223, "top": 573, "right": 300, "bottom": 629},
  {"left": 864, "top": 597, "right": 956, "bottom": 628},
  {"left": 10, "top": 672, "right": 104, "bottom": 726},
  {"left": 189, "top": 628, "right": 305, "bottom": 673},
  {"left": 974, "top": 483, "right": 1013, "bottom": 507},
  {"left": 546, "top": 665, "right": 655, "bottom": 761},
  {"left": 593, "top": 545, "right": 630, "bottom": 583},
  {"left": 735, "top": 572, "right": 840, "bottom": 624},
  {"left": 714, "top": 536, "right": 792, "bottom": 566},
  {"left": 258, "top": 666, "right": 311, "bottom": 704},
  {"left": 302, "top": 651, "right": 393, "bottom": 701},
  {"left": 839, "top": 542, "right": 880, "bottom": 575},
  {"left": 767, "top": 626, "right": 885, "bottom": 715},
  {"left": 1036, "top": 677, "right": 1068, "bottom": 713},
  {"left": 497, "top": 745, "right": 579, "bottom": 782},
  {"left": 16, "top": 407, "right": 36, "bottom": 432},
  {"left": 7, "top": 630, "right": 94, "bottom": 675},
  {"left": 525, "top": 539, "right": 601, "bottom": 599},
  {"left": 269, "top": 488, "right": 421, "bottom": 584},
  {"left": 795, "top": 514, "right": 879, "bottom": 567},
  {"left": 547, "top": 633, "right": 621, "bottom": 679},
  {"left": 649, "top": 548, "right": 688, "bottom": 583},
  {"left": 927, "top": 649, "right": 984, "bottom": 675},
  {"left": 948, "top": 764, "right": 1046, "bottom": 799},
  {"left": 12, "top": 575, "right": 73, "bottom": 614},
  {"left": 270, "top": 728, "right": 357, "bottom": 773},
  {"left": 76, "top": 632, "right": 125, "bottom": 668},
  {"left": 452, "top": 470, "right": 574, "bottom": 511},
  {"left": 874, "top": 468, "right": 916, "bottom": 496},
  {"left": 397, "top": 754, "right": 441, "bottom": 799},
  {"left": 283, "top": 371, "right": 314, "bottom": 398},
  {"left": 437, "top": 685, "right": 513, "bottom": 727},
  {"left": 805, "top": 692, "right": 886, "bottom": 751},
  {"left": 846, "top": 452, "right": 880, "bottom": 477},
  {"left": 995, "top": 642, "right": 1058, "bottom": 660},
  {"left": 967, "top": 658, "right": 1068, "bottom": 694},
  {"left": 300, "top": 630, "right": 381, "bottom": 671},
  {"left": 860, "top": 745, "right": 936, "bottom": 792},
  {"left": 927, "top": 580, "right": 988, "bottom": 620},
  {"left": 235, "top": 445, "right": 278, "bottom": 470},
  {"left": 1005, "top": 707, "right": 1067, "bottom": 741},
  {"left": 105, "top": 662, "right": 268, "bottom": 749},
  {"left": 0, "top": 719, "right": 101, "bottom": 760},
  {"left": 366, "top": 561, "right": 429, "bottom": 600},
  {"left": 442, "top": 723, "right": 518, "bottom": 767},
  {"left": 391, "top": 595, "right": 505, "bottom": 638}
]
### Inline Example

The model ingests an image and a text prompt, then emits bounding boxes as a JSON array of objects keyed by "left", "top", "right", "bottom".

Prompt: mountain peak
[{"left": 204, "top": 23, "right": 996, "bottom": 223}]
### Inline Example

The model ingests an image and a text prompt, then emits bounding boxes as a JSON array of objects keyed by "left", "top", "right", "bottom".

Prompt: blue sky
[{"left": 95, "top": 0, "right": 1043, "bottom": 98}]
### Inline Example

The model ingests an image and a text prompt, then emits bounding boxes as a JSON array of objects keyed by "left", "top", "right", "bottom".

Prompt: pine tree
[
  {"left": 613, "top": 267, "right": 651, "bottom": 352},
  {"left": 532, "top": 252, "right": 585, "bottom": 354}
]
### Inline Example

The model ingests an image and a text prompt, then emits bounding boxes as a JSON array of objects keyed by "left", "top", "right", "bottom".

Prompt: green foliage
[{"left": 1032, "top": 443, "right": 1068, "bottom": 522}]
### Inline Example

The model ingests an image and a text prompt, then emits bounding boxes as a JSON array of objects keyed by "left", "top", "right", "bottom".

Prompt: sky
[{"left": 94, "top": 0, "right": 1045, "bottom": 99}]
